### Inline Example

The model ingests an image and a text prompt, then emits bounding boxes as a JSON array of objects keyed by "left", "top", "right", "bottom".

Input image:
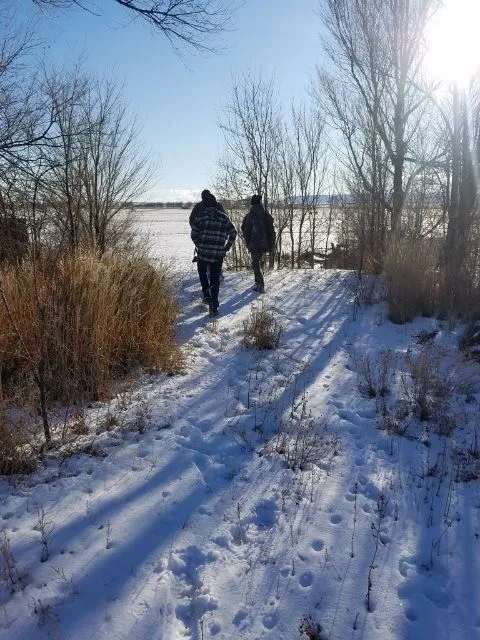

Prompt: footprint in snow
[
  {"left": 175, "top": 595, "right": 218, "bottom": 629},
  {"left": 262, "top": 612, "right": 279, "bottom": 629},
  {"left": 312, "top": 539, "right": 325, "bottom": 552},
  {"left": 233, "top": 610, "right": 248, "bottom": 627},
  {"left": 398, "top": 557, "right": 417, "bottom": 578},
  {"left": 361, "top": 482, "right": 381, "bottom": 501},
  {"left": 299, "top": 571, "right": 314, "bottom": 588},
  {"left": 380, "top": 533, "right": 392, "bottom": 545},
  {"left": 405, "top": 608, "right": 419, "bottom": 622},
  {"left": 338, "top": 409, "right": 372, "bottom": 428},
  {"left": 212, "top": 535, "right": 230, "bottom": 549},
  {"left": 330, "top": 514, "right": 343, "bottom": 524},
  {"left": 254, "top": 499, "right": 278, "bottom": 529},
  {"left": 197, "top": 505, "right": 212, "bottom": 515}
]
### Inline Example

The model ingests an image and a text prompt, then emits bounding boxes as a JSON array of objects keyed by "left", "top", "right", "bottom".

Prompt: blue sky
[{"left": 17, "top": 0, "right": 324, "bottom": 201}]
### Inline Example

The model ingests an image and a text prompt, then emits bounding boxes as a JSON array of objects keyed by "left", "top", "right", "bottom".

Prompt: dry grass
[
  {"left": 269, "top": 394, "right": 339, "bottom": 471},
  {"left": 384, "top": 239, "right": 439, "bottom": 323},
  {"left": 299, "top": 613, "right": 327, "bottom": 639},
  {"left": 243, "top": 303, "right": 282, "bottom": 350},
  {"left": 1, "top": 530, "right": 26, "bottom": 592},
  {"left": 403, "top": 347, "right": 454, "bottom": 429},
  {"left": 354, "top": 349, "right": 395, "bottom": 398},
  {"left": 0, "top": 411, "right": 36, "bottom": 475},
  {"left": 0, "top": 251, "right": 183, "bottom": 444}
]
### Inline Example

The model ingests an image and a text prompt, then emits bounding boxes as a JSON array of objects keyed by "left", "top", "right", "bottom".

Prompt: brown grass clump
[
  {"left": 0, "top": 250, "right": 183, "bottom": 412},
  {"left": 243, "top": 303, "right": 281, "bottom": 350},
  {"left": 384, "top": 239, "right": 439, "bottom": 324}
]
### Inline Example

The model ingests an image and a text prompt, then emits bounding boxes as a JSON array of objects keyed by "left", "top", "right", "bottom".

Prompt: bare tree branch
[{"left": 32, "top": 0, "right": 235, "bottom": 52}]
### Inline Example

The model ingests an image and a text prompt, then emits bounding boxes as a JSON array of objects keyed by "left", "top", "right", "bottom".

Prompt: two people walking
[{"left": 190, "top": 190, "right": 275, "bottom": 316}]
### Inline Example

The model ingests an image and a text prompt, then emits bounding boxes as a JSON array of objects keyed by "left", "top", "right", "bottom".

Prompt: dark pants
[
  {"left": 197, "top": 258, "right": 223, "bottom": 309},
  {"left": 250, "top": 250, "right": 265, "bottom": 286}
]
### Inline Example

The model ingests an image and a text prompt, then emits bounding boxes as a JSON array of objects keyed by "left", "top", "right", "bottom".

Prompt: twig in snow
[{"left": 351, "top": 482, "right": 358, "bottom": 558}]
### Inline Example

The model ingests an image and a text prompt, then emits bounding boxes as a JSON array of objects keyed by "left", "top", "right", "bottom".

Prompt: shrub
[
  {"left": 0, "top": 250, "right": 183, "bottom": 444},
  {"left": 243, "top": 303, "right": 281, "bottom": 350},
  {"left": 384, "top": 239, "right": 439, "bottom": 323}
]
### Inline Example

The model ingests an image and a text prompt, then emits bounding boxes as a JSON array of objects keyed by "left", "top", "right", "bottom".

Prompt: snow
[{"left": 1, "top": 218, "right": 480, "bottom": 639}]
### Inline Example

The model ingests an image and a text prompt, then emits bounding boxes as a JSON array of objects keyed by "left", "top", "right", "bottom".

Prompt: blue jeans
[{"left": 197, "top": 258, "right": 223, "bottom": 309}]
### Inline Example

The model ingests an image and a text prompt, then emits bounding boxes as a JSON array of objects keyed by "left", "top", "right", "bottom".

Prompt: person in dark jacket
[
  {"left": 191, "top": 192, "right": 237, "bottom": 317},
  {"left": 241, "top": 194, "right": 275, "bottom": 294}
]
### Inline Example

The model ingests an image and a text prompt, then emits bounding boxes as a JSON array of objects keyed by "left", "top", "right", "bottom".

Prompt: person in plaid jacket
[{"left": 191, "top": 192, "right": 237, "bottom": 317}]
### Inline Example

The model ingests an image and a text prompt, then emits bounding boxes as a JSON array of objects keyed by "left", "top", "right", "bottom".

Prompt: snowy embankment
[{"left": 1, "top": 251, "right": 480, "bottom": 639}]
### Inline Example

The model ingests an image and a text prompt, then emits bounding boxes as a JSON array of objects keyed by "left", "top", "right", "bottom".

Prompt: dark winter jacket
[
  {"left": 191, "top": 206, "right": 237, "bottom": 263},
  {"left": 189, "top": 200, "right": 226, "bottom": 227},
  {"left": 241, "top": 204, "right": 275, "bottom": 253}
]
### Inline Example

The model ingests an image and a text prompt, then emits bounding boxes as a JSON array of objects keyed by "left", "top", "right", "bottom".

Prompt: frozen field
[
  {"left": 133, "top": 208, "right": 194, "bottom": 266},
  {"left": 0, "top": 214, "right": 479, "bottom": 640}
]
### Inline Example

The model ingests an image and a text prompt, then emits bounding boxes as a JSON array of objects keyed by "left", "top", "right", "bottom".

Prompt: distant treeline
[
  {"left": 131, "top": 196, "right": 358, "bottom": 211},
  {"left": 132, "top": 202, "right": 194, "bottom": 210}
]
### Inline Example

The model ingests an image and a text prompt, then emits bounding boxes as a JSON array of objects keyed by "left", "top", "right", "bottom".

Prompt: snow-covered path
[{"left": 1, "top": 269, "right": 479, "bottom": 640}]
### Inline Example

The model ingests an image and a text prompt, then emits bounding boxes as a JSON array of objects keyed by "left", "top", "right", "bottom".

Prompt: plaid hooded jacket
[{"left": 191, "top": 206, "right": 237, "bottom": 263}]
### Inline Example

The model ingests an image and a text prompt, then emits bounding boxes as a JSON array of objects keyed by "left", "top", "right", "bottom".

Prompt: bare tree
[
  {"left": 220, "top": 74, "right": 281, "bottom": 210},
  {"left": 215, "top": 155, "right": 250, "bottom": 269},
  {"left": 275, "top": 128, "right": 296, "bottom": 268},
  {"left": 32, "top": 0, "right": 233, "bottom": 52},
  {"left": 0, "top": 18, "right": 55, "bottom": 187},
  {"left": 79, "top": 79, "right": 152, "bottom": 253},
  {"left": 42, "top": 69, "right": 152, "bottom": 253},
  {"left": 219, "top": 73, "right": 283, "bottom": 268},
  {"left": 42, "top": 68, "right": 88, "bottom": 250},
  {"left": 318, "top": 0, "right": 442, "bottom": 240},
  {"left": 291, "top": 103, "right": 327, "bottom": 267}
]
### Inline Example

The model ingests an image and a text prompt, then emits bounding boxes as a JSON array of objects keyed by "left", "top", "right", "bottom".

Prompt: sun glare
[{"left": 424, "top": 0, "right": 480, "bottom": 87}]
